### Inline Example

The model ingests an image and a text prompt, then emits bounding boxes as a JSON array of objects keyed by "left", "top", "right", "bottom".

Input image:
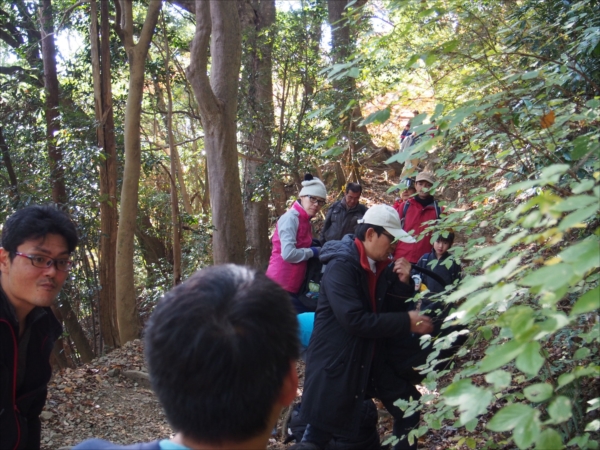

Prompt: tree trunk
[
  {"left": 327, "top": 0, "right": 375, "bottom": 155},
  {"left": 186, "top": 0, "right": 246, "bottom": 265},
  {"left": 161, "top": 13, "right": 182, "bottom": 285},
  {"left": 90, "top": 0, "right": 120, "bottom": 351},
  {"left": 56, "top": 295, "right": 94, "bottom": 363},
  {"left": 0, "top": 127, "right": 20, "bottom": 205},
  {"left": 115, "top": 0, "right": 162, "bottom": 344},
  {"left": 39, "top": 0, "right": 67, "bottom": 206},
  {"left": 240, "top": 0, "right": 275, "bottom": 269},
  {"left": 153, "top": 78, "right": 194, "bottom": 216}
]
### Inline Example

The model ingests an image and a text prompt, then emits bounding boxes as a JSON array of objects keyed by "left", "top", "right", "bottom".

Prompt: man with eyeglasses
[
  {"left": 0, "top": 205, "right": 78, "bottom": 450},
  {"left": 291, "top": 205, "right": 433, "bottom": 450}
]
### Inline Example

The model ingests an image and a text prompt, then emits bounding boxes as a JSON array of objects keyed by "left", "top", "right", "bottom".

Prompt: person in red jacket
[{"left": 393, "top": 171, "right": 443, "bottom": 263}]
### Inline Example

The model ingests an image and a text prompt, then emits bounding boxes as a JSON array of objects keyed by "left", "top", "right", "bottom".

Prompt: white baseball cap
[{"left": 357, "top": 205, "right": 416, "bottom": 243}]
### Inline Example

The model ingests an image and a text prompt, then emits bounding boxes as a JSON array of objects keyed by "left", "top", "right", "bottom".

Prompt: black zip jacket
[{"left": 0, "top": 287, "right": 62, "bottom": 450}]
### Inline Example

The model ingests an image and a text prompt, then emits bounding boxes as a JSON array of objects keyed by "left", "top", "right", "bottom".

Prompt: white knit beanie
[{"left": 299, "top": 174, "right": 327, "bottom": 199}]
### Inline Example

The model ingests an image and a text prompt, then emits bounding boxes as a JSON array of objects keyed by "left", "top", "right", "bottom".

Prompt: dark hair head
[
  {"left": 144, "top": 264, "right": 300, "bottom": 444},
  {"left": 1, "top": 205, "right": 78, "bottom": 260},
  {"left": 437, "top": 231, "right": 455, "bottom": 246},
  {"left": 355, "top": 223, "right": 385, "bottom": 241},
  {"left": 304, "top": 173, "right": 313, "bottom": 181},
  {"left": 406, "top": 186, "right": 416, "bottom": 193},
  {"left": 345, "top": 183, "right": 362, "bottom": 194}
]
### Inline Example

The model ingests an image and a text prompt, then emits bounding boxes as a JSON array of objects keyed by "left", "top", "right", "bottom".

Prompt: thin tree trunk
[
  {"left": 39, "top": 0, "right": 67, "bottom": 205},
  {"left": 161, "top": 13, "right": 182, "bottom": 285},
  {"left": 0, "top": 127, "right": 20, "bottom": 205},
  {"left": 240, "top": 0, "right": 275, "bottom": 269},
  {"left": 56, "top": 294, "right": 94, "bottom": 363},
  {"left": 153, "top": 75, "right": 193, "bottom": 216},
  {"left": 90, "top": 0, "right": 120, "bottom": 350},
  {"left": 186, "top": 0, "right": 246, "bottom": 264},
  {"left": 115, "top": 0, "right": 162, "bottom": 344}
]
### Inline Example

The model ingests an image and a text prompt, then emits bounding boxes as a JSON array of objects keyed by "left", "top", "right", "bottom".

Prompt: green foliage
[{"left": 327, "top": 0, "right": 600, "bottom": 448}]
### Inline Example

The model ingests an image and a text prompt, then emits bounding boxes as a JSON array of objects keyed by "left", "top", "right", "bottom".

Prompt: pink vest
[{"left": 266, "top": 201, "right": 314, "bottom": 293}]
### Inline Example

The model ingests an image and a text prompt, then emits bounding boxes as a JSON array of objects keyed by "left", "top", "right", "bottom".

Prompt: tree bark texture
[
  {"left": 327, "top": 0, "right": 375, "bottom": 155},
  {"left": 187, "top": 0, "right": 246, "bottom": 265},
  {"left": 115, "top": 0, "right": 162, "bottom": 344},
  {"left": 240, "top": 0, "right": 275, "bottom": 269},
  {"left": 90, "top": 0, "right": 120, "bottom": 351},
  {"left": 39, "top": 0, "right": 67, "bottom": 205},
  {"left": 56, "top": 296, "right": 95, "bottom": 363},
  {"left": 161, "top": 14, "right": 182, "bottom": 286}
]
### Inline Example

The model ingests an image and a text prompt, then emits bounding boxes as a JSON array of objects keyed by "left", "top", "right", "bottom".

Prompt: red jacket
[{"left": 393, "top": 197, "right": 442, "bottom": 263}]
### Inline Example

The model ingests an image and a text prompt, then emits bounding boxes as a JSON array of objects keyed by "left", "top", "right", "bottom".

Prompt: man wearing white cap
[
  {"left": 393, "top": 171, "right": 443, "bottom": 264},
  {"left": 291, "top": 205, "right": 433, "bottom": 450}
]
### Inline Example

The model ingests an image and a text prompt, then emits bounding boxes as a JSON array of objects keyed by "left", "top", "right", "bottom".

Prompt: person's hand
[
  {"left": 392, "top": 258, "right": 411, "bottom": 284},
  {"left": 310, "top": 247, "right": 321, "bottom": 258},
  {"left": 408, "top": 310, "right": 434, "bottom": 334}
]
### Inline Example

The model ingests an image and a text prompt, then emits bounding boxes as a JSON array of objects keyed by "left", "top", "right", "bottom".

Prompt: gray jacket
[{"left": 320, "top": 199, "right": 368, "bottom": 243}]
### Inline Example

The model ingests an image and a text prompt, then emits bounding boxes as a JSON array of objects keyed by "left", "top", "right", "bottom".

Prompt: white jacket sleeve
[{"left": 278, "top": 210, "right": 314, "bottom": 263}]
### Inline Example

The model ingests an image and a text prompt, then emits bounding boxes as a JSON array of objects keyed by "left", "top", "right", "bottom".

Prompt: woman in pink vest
[{"left": 266, "top": 174, "right": 327, "bottom": 313}]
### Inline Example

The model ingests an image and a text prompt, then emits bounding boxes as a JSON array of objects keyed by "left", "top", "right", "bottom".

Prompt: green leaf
[
  {"left": 488, "top": 404, "right": 535, "bottom": 431},
  {"left": 557, "top": 372, "right": 576, "bottom": 389},
  {"left": 516, "top": 342, "right": 545, "bottom": 376},
  {"left": 574, "top": 347, "right": 591, "bottom": 360},
  {"left": 588, "top": 398, "right": 600, "bottom": 413},
  {"left": 548, "top": 396, "right": 572, "bottom": 424},
  {"left": 485, "top": 370, "right": 512, "bottom": 390},
  {"left": 572, "top": 135, "right": 596, "bottom": 160},
  {"left": 522, "top": 70, "right": 540, "bottom": 79},
  {"left": 534, "top": 428, "right": 564, "bottom": 449},
  {"left": 465, "top": 418, "right": 478, "bottom": 432},
  {"left": 585, "top": 419, "right": 600, "bottom": 432},
  {"left": 514, "top": 410, "right": 541, "bottom": 449},
  {"left": 322, "top": 146, "right": 346, "bottom": 157},
  {"left": 443, "top": 379, "right": 493, "bottom": 424},
  {"left": 571, "top": 287, "right": 600, "bottom": 315},
  {"left": 552, "top": 195, "right": 598, "bottom": 212},
  {"left": 559, "top": 237, "right": 600, "bottom": 276},
  {"left": 524, "top": 383, "right": 554, "bottom": 402},
  {"left": 360, "top": 108, "right": 390, "bottom": 126},
  {"left": 559, "top": 207, "right": 598, "bottom": 231},
  {"left": 347, "top": 67, "right": 360, "bottom": 78},
  {"left": 520, "top": 264, "right": 574, "bottom": 291},
  {"left": 571, "top": 179, "right": 595, "bottom": 194},
  {"left": 480, "top": 340, "right": 526, "bottom": 373}
]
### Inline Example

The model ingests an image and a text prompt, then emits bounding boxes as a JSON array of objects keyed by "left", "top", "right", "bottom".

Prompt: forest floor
[{"left": 40, "top": 169, "right": 480, "bottom": 449}]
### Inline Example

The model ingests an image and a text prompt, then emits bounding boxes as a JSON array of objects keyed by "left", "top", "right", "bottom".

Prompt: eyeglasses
[
  {"left": 14, "top": 252, "right": 74, "bottom": 272},
  {"left": 307, "top": 196, "right": 326, "bottom": 207},
  {"left": 381, "top": 231, "right": 396, "bottom": 243}
]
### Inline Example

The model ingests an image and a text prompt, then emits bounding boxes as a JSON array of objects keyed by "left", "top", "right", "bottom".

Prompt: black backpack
[{"left": 297, "top": 256, "right": 324, "bottom": 312}]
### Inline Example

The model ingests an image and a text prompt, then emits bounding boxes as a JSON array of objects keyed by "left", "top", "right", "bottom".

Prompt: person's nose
[{"left": 42, "top": 261, "right": 58, "bottom": 276}]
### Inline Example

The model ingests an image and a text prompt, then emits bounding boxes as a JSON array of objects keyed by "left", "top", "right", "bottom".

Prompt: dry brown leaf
[{"left": 541, "top": 110, "right": 555, "bottom": 128}]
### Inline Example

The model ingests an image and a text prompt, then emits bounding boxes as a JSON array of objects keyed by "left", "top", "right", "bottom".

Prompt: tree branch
[
  {"left": 186, "top": 0, "right": 219, "bottom": 122},
  {"left": 137, "top": 0, "right": 163, "bottom": 51}
]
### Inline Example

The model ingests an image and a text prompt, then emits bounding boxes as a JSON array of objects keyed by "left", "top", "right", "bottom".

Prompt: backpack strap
[
  {"left": 433, "top": 200, "right": 442, "bottom": 219},
  {"left": 401, "top": 201, "right": 410, "bottom": 230}
]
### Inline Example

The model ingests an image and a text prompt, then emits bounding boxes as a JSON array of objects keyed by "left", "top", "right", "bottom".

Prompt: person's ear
[
  {"left": 278, "top": 361, "right": 299, "bottom": 407},
  {"left": 0, "top": 248, "right": 9, "bottom": 274},
  {"left": 365, "top": 228, "right": 376, "bottom": 242}
]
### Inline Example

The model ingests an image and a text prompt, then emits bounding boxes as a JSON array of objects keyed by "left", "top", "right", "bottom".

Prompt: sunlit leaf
[{"left": 548, "top": 396, "right": 572, "bottom": 424}]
